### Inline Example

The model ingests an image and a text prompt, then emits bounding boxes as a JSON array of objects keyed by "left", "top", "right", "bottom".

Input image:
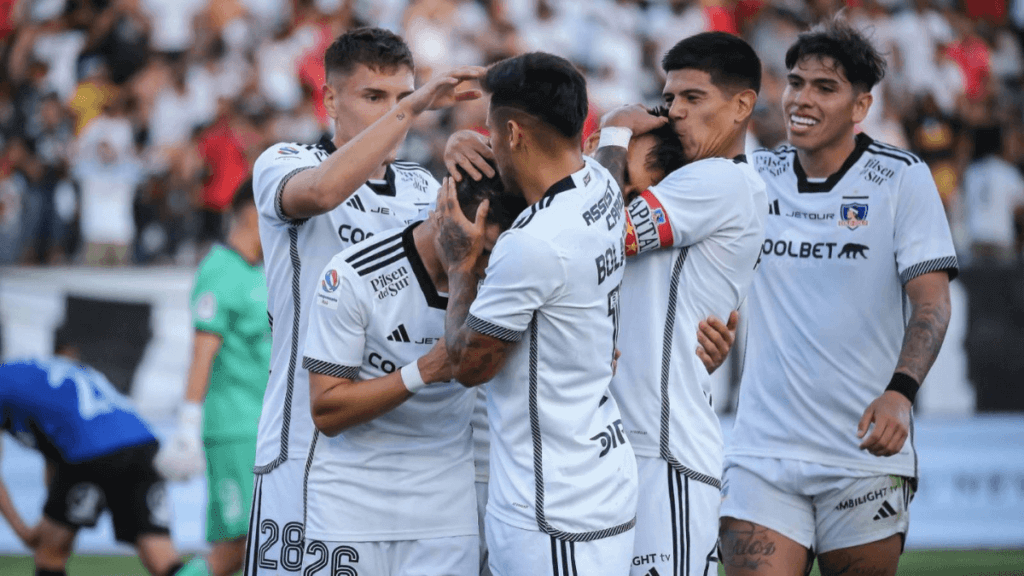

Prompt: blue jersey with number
[{"left": 0, "top": 358, "right": 156, "bottom": 464}]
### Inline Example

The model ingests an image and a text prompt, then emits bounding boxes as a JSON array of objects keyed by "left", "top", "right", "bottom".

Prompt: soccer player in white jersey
[
  {"left": 247, "top": 27, "right": 482, "bottom": 575},
  {"left": 720, "top": 20, "right": 958, "bottom": 576},
  {"left": 592, "top": 32, "right": 768, "bottom": 576},
  {"left": 300, "top": 170, "right": 521, "bottom": 576},
  {"left": 437, "top": 52, "right": 637, "bottom": 576}
]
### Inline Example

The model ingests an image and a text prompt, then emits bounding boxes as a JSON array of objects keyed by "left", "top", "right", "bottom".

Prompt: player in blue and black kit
[{"left": 0, "top": 333, "right": 190, "bottom": 576}]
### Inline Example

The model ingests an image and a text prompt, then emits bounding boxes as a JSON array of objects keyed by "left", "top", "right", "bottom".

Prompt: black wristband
[{"left": 885, "top": 372, "right": 920, "bottom": 404}]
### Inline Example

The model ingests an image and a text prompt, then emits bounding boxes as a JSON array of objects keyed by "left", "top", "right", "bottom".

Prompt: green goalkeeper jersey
[{"left": 191, "top": 244, "right": 271, "bottom": 443}]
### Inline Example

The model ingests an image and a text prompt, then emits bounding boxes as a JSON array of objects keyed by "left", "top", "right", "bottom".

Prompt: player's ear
[
  {"left": 733, "top": 88, "right": 757, "bottom": 124},
  {"left": 507, "top": 119, "right": 524, "bottom": 150},
  {"left": 851, "top": 89, "right": 873, "bottom": 125},
  {"left": 582, "top": 129, "right": 601, "bottom": 156},
  {"left": 323, "top": 82, "right": 338, "bottom": 120}
]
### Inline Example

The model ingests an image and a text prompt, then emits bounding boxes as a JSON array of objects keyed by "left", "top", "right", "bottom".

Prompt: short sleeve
[
  {"left": 627, "top": 160, "right": 745, "bottom": 255},
  {"left": 301, "top": 261, "right": 369, "bottom": 380},
  {"left": 252, "top": 143, "right": 318, "bottom": 227},
  {"left": 191, "top": 265, "right": 232, "bottom": 337},
  {"left": 894, "top": 162, "right": 959, "bottom": 284},
  {"left": 467, "top": 231, "right": 566, "bottom": 342}
]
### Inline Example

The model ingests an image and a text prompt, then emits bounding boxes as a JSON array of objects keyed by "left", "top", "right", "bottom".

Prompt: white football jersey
[
  {"left": 612, "top": 157, "right": 767, "bottom": 488},
  {"left": 729, "top": 134, "right": 959, "bottom": 478},
  {"left": 471, "top": 388, "right": 489, "bottom": 482},
  {"left": 253, "top": 138, "right": 438, "bottom": 472},
  {"left": 470, "top": 157, "right": 638, "bottom": 540},
  {"left": 301, "top": 223, "right": 477, "bottom": 541}
]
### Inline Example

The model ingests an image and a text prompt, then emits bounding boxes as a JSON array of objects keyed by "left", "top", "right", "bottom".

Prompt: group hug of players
[{"left": 0, "top": 14, "right": 958, "bottom": 576}]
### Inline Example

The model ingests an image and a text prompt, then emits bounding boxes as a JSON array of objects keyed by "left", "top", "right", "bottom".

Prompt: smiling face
[
  {"left": 782, "top": 55, "right": 872, "bottom": 155},
  {"left": 663, "top": 69, "right": 741, "bottom": 162},
  {"left": 325, "top": 64, "right": 415, "bottom": 161}
]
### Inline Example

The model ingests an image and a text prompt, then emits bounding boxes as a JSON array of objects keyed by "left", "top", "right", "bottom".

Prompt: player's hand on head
[
  {"left": 436, "top": 176, "right": 489, "bottom": 274},
  {"left": 444, "top": 130, "right": 495, "bottom": 182},
  {"left": 600, "top": 103, "right": 669, "bottom": 134},
  {"left": 857, "top": 390, "right": 912, "bottom": 457},
  {"left": 403, "top": 66, "right": 486, "bottom": 115},
  {"left": 697, "top": 310, "right": 738, "bottom": 374}
]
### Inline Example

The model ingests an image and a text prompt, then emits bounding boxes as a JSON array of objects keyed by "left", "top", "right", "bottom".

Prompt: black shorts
[{"left": 43, "top": 441, "right": 170, "bottom": 543}]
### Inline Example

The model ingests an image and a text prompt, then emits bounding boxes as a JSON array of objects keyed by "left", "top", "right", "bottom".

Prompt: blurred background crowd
[{"left": 0, "top": 0, "right": 1022, "bottom": 268}]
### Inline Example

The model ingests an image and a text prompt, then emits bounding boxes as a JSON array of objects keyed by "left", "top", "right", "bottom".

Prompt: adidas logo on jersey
[
  {"left": 386, "top": 324, "right": 411, "bottom": 343},
  {"left": 346, "top": 195, "right": 366, "bottom": 212},
  {"left": 644, "top": 569, "right": 661, "bottom": 576},
  {"left": 873, "top": 501, "right": 898, "bottom": 521},
  {"left": 768, "top": 199, "right": 780, "bottom": 215}
]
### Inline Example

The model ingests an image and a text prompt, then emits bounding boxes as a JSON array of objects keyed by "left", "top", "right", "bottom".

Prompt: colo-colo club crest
[{"left": 839, "top": 203, "right": 868, "bottom": 230}]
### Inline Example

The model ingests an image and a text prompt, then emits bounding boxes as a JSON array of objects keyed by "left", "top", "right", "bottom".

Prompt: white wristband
[
  {"left": 598, "top": 127, "right": 633, "bottom": 149},
  {"left": 401, "top": 361, "right": 427, "bottom": 393}
]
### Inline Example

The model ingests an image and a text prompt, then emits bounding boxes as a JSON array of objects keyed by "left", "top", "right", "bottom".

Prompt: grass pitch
[{"left": 0, "top": 550, "right": 1020, "bottom": 575}]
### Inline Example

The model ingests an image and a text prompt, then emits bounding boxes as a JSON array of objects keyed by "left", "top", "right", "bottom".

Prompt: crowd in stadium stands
[{"left": 0, "top": 0, "right": 1022, "bottom": 266}]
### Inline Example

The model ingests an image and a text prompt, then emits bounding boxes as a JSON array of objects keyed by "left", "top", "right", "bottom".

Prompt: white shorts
[
  {"left": 485, "top": 514, "right": 634, "bottom": 576},
  {"left": 476, "top": 481, "right": 491, "bottom": 576},
  {"left": 720, "top": 456, "right": 915, "bottom": 554},
  {"left": 631, "top": 457, "right": 720, "bottom": 576},
  {"left": 245, "top": 459, "right": 306, "bottom": 575},
  {"left": 299, "top": 536, "right": 478, "bottom": 576}
]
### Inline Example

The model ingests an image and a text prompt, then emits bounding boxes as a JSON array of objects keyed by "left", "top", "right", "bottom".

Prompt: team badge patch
[
  {"left": 277, "top": 146, "right": 299, "bottom": 155},
  {"left": 838, "top": 203, "right": 869, "bottom": 230},
  {"left": 322, "top": 270, "right": 340, "bottom": 292}
]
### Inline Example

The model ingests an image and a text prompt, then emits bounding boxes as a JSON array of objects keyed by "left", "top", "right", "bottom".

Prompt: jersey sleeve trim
[
  {"left": 302, "top": 357, "right": 360, "bottom": 380},
  {"left": 467, "top": 314, "right": 525, "bottom": 342},
  {"left": 275, "top": 166, "right": 314, "bottom": 225},
  {"left": 899, "top": 255, "right": 960, "bottom": 285}
]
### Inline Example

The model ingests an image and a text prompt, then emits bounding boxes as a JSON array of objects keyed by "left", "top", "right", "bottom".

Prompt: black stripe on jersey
[
  {"left": 513, "top": 175, "right": 574, "bottom": 229},
  {"left": 274, "top": 167, "right": 315, "bottom": 225},
  {"left": 467, "top": 314, "right": 524, "bottom": 342},
  {"left": 392, "top": 161, "right": 435, "bottom": 179},
  {"left": 302, "top": 430, "right": 319, "bottom": 529},
  {"left": 899, "top": 255, "right": 959, "bottom": 285},
  {"left": 243, "top": 475, "right": 260, "bottom": 576},
  {"left": 255, "top": 226, "right": 303, "bottom": 474},
  {"left": 550, "top": 536, "right": 560, "bottom": 576},
  {"left": 403, "top": 222, "right": 448, "bottom": 310},
  {"left": 245, "top": 475, "right": 264, "bottom": 575},
  {"left": 302, "top": 357, "right": 360, "bottom": 379},
  {"left": 527, "top": 314, "right": 637, "bottom": 542},
  {"left": 345, "top": 230, "right": 404, "bottom": 265},
  {"left": 316, "top": 135, "right": 337, "bottom": 154},
  {"left": 870, "top": 141, "right": 922, "bottom": 164},
  {"left": 866, "top": 146, "right": 914, "bottom": 166},
  {"left": 684, "top": 476, "right": 691, "bottom": 576},
  {"left": 794, "top": 133, "right": 871, "bottom": 193},
  {"left": 668, "top": 466, "right": 681, "bottom": 576},
  {"left": 658, "top": 249, "right": 723, "bottom": 490}
]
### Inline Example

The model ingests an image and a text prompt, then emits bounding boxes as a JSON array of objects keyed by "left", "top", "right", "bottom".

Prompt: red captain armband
[{"left": 623, "top": 190, "right": 675, "bottom": 257}]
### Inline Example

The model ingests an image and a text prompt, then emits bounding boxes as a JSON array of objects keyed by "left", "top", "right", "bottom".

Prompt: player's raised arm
[
  {"left": 592, "top": 104, "right": 669, "bottom": 194},
  {"left": 281, "top": 66, "right": 484, "bottom": 220}
]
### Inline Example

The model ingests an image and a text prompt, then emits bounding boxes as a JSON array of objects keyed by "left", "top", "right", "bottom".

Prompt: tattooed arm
[
  {"left": 435, "top": 178, "right": 515, "bottom": 386},
  {"left": 858, "top": 270, "right": 951, "bottom": 456}
]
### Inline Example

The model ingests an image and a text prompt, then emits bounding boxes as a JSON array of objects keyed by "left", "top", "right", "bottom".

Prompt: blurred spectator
[
  {"left": 0, "top": 0, "right": 1020, "bottom": 267},
  {"left": 961, "top": 125, "right": 1024, "bottom": 263},
  {"left": 72, "top": 137, "right": 144, "bottom": 266}
]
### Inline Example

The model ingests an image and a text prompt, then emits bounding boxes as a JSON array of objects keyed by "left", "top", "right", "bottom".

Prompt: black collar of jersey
[
  {"left": 793, "top": 133, "right": 872, "bottom": 193},
  {"left": 733, "top": 154, "right": 747, "bottom": 164},
  {"left": 542, "top": 174, "right": 577, "bottom": 200},
  {"left": 316, "top": 134, "right": 336, "bottom": 154},
  {"left": 315, "top": 135, "right": 398, "bottom": 197},
  {"left": 402, "top": 221, "right": 448, "bottom": 310}
]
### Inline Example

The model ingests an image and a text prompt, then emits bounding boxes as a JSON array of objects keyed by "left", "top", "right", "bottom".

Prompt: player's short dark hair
[
  {"left": 644, "top": 124, "right": 687, "bottom": 178},
  {"left": 662, "top": 32, "right": 761, "bottom": 95},
  {"left": 324, "top": 27, "right": 415, "bottom": 80},
  {"left": 231, "top": 178, "right": 255, "bottom": 213},
  {"left": 484, "top": 52, "right": 588, "bottom": 139},
  {"left": 453, "top": 160, "right": 524, "bottom": 231},
  {"left": 784, "top": 19, "right": 886, "bottom": 93},
  {"left": 53, "top": 326, "right": 76, "bottom": 356}
]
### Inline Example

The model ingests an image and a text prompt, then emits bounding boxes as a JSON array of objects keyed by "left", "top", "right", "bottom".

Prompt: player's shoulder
[
  {"left": 860, "top": 136, "right": 923, "bottom": 169},
  {"left": 256, "top": 141, "right": 327, "bottom": 167},
  {"left": 750, "top": 144, "right": 797, "bottom": 178},
  {"left": 335, "top": 225, "right": 411, "bottom": 280},
  {"left": 389, "top": 160, "right": 441, "bottom": 197},
  {"left": 660, "top": 156, "right": 755, "bottom": 196}
]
